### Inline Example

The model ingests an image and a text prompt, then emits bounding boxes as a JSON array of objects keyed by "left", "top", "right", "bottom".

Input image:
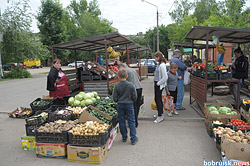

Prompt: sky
[{"left": 1, "top": 0, "right": 250, "bottom": 35}]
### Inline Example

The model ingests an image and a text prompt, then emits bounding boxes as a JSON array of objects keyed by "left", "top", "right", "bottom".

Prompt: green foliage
[
  {"left": 167, "top": 15, "right": 198, "bottom": 47},
  {"left": 3, "top": 67, "right": 31, "bottom": 79},
  {"left": 193, "top": 0, "right": 219, "bottom": 23},
  {"left": 0, "top": 0, "right": 49, "bottom": 64},
  {"left": 169, "top": 0, "right": 194, "bottom": 23}
]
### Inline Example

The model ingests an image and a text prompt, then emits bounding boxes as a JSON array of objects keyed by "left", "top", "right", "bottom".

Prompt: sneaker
[
  {"left": 166, "top": 111, "right": 172, "bottom": 117},
  {"left": 131, "top": 138, "right": 138, "bottom": 145},
  {"left": 176, "top": 107, "right": 185, "bottom": 110},
  {"left": 153, "top": 116, "right": 164, "bottom": 123},
  {"left": 172, "top": 110, "right": 179, "bottom": 115}
]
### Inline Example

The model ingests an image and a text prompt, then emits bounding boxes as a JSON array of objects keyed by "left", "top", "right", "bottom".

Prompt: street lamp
[{"left": 141, "top": 0, "right": 159, "bottom": 52}]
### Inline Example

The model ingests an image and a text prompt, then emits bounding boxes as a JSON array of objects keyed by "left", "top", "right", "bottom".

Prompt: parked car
[
  {"left": 139, "top": 59, "right": 170, "bottom": 73},
  {"left": 139, "top": 59, "right": 157, "bottom": 73},
  {"left": 2, "top": 63, "right": 26, "bottom": 71},
  {"left": 68, "top": 61, "right": 84, "bottom": 68},
  {"left": 24, "top": 59, "right": 42, "bottom": 68}
]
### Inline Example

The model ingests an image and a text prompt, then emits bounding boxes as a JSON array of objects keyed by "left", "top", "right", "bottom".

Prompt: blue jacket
[{"left": 170, "top": 57, "right": 187, "bottom": 78}]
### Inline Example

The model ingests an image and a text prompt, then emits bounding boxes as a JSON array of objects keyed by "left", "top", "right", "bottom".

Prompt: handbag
[
  {"left": 162, "top": 95, "right": 175, "bottom": 111},
  {"left": 184, "top": 69, "right": 190, "bottom": 85}
]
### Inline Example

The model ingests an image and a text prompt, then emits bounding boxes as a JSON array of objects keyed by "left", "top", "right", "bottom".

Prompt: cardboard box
[
  {"left": 79, "top": 105, "right": 112, "bottom": 123},
  {"left": 21, "top": 135, "right": 36, "bottom": 151},
  {"left": 221, "top": 137, "right": 250, "bottom": 161},
  {"left": 107, "top": 124, "right": 119, "bottom": 150},
  {"left": 240, "top": 107, "right": 250, "bottom": 123},
  {"left": 67, "top": 145, "right": 107, "bottom": 163},
  {"left": 204, "top": 103, "right": 240, "bottom": 120},
  {"left": 36, "top": 143, "right": 67, "bottom": 158}
]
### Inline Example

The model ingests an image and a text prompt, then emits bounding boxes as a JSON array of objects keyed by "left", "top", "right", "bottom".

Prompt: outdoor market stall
[
  {"left": 95, "top": 44, "right": 150, "bottom": 79},
  {"left": 185, "top": 26, "right": 250, "bottom": 162},
  {"left": 183, "top": 26, "right": 250, "bottom": 115},
  {"left": 49, "top": 32, "right": 136, "bottom": 97}
]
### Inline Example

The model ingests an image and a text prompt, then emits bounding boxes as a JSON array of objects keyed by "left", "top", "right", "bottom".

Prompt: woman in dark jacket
[
  {"left": 232, "top": 48, "right": 248, "bottom": 106},
  {"left": 47, "top": 59, "right": 70, "bottom": 98}
]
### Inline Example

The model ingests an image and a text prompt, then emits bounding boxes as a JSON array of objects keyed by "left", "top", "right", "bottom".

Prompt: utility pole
[
  {"left": 0, "top": 33, "right": 3, "bottom": 79},
  {"left": 142, "top": 0, "right": 159, "bottom": 51}
]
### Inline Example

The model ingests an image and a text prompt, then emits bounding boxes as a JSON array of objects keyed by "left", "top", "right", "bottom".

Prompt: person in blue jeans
[
  {"left": 113, "top": 69, "right": 138, "bottom": 145},
  {"left": 170, "top": 49, "right": 187, "bottom": 110}
]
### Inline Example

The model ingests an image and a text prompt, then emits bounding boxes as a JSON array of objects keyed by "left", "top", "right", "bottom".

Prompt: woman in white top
[{"left": 153, "top": 51, "right": 168, "bottom": 123}]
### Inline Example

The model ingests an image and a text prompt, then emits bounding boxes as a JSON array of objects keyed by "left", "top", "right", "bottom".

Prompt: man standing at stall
[
  {"left": 171, "top": 50, "right": 187, "bottom": 110},
  {"left": 118, "top": 63, "right": 143, "bottom": 128},
  {"left": 232, "top": 47, "right": 248, "bottom": 107}
]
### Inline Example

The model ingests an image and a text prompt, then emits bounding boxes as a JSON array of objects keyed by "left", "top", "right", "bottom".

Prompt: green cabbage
[
  {"left": 209, "top": 106, "right": 217, "bottom": 112},
  {"left": 210, "top": 111, "right": 219, "bottom": 114}
]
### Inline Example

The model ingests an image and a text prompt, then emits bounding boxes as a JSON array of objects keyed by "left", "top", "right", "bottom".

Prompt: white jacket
[{"left": 157, "top": 63, "right": 168, "bottom": 90}]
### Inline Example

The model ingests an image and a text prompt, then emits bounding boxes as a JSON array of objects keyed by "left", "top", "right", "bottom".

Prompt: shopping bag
[
  {"left": 151, "top": 98, "right": 157, "bottom": 110},
  {"left": 139, "top": 104, "right": 145, "bottom": 117},
  {"left": 184, "top": 70, "right": 190, "bottom": 85},
  {"left": 151, "top": 98, "right": 165, "bottom": 111},
  {"left": 162, "top": 95, "right": 174, "bottom": 111}
]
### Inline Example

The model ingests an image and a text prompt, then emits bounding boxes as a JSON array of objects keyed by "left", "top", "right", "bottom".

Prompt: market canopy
[
  {"left": 185, "top": 26, "right": 250, "bottom": 44},
  {"left": 48, "top": 32, "right": 134, "bottom": 52},
  {"left": 95, "top": 44, "right": 149, "bottom": 54},
  {"left": 173, "top": 42, "right": 215, "bottom": 49}
]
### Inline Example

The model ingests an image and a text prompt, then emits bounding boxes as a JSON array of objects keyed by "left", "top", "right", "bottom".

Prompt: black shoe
[
  {"left": 131, "top": 138, "right": 138, "bottom": 145},
  {"left": 122, "top": 138, "right": 127, "bottom": 143}
]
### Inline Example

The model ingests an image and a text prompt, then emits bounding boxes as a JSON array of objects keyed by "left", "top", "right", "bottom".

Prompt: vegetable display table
[{"left": 190, "top": 75, "right": 240, "bottom": 116}]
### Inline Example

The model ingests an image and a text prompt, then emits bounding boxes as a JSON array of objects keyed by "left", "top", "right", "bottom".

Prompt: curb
[{"left": 138, "top": 116, "right": 204, "bottom": 122}]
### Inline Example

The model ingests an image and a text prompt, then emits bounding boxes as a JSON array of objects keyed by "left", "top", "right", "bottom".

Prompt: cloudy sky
[{"left": 1, "top": 0, "right": 250, "bottom": 35}]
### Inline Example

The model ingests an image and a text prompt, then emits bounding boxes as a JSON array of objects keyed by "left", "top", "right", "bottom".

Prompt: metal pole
[
  {"left": 105, "top": 38, "right": 109, "bottom": 95},
  {"left": 74, "top": 50, "right": 77, "bottom": 69},
  {"left": 205, "top": 30, "right": 209, "bottom": 103},
  {"left": 156, "top": 10, "right": 159, "bottom": 51},
  {"left": 52, "top": 47, "right": 54, "bottom": 61},
  {"left": 0, "top": 33, "right": 3, "bottom": 79},
  {"left": 138, "top": 48, "right": 141, "bottom": 79},
  {"left": 127, "top": 45, "right": 130, "bottom": 67}
]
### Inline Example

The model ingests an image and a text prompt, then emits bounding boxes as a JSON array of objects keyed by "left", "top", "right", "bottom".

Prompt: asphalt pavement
[{"left": 0, "top": 68, "right": 222, "bottom": 166}]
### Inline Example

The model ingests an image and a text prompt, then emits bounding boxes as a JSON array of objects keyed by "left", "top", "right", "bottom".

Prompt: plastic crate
[
  {"left": 48, "top": 105, "right": 72, "bottom": 122},
  {"left": 241, "top": 101, "right": 250, "bottom": 112},
  {"left": 68, "top": 125, "right": 111, "bottom": 147},
  {"left": 35, "top": 129, "right": 68, "bottom": 143},
  {"left": 30, "top": 98, "right": 53, "bottom": 111},
  {"left": 218, "top": 72, "right": 232, "bottom": 80},
  {"left": 25, "top": 112, "right": 48, "bottom": 126},
  {"left": 51, "top": 98, "right": 67, "bottom": 106},
  {"left": 26, "top": 123, "right": 44, "bottom": 136},
  {"left": 201, "top": 73, "right": 218, "bottom": 80},
  {"left": 109, "top": 116, "right": 118, "bottom": 129}
]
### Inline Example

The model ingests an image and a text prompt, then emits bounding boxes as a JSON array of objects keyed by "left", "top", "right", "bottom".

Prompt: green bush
[{"left": 3, "top": 67, "right": 31, "bottom": 79}]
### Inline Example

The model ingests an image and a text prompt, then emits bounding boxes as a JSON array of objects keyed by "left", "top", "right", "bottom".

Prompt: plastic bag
[
  {"left": 184, "top": 70, "right": 190, "bottom": 85},
  {"left": 162, "top": 95, "right": 174, "bottom": 111},
  {"left": 151, "top": 98, "right": 164, "bottom": 111},
  {"left": 151, "top": 98, "right": 157, "bottom": 110}
]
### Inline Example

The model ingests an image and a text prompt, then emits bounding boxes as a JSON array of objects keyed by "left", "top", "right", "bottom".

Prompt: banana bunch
[
  {"left": 107, "top": 46, "right": 113, "bottom": 53},
  {"left": 109, "top": 50, "right": 120, "bottom": 58},
  {"left": 216, "top": 45, "right": 226, "bottom": 54},
  {"left": 121, "top": 50, "right": 126, "bottom": 57}
]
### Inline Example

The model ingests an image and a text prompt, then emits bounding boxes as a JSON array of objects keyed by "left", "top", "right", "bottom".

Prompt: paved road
[{"left": 0, "top": 70, "right": 222, "bottom": 166}]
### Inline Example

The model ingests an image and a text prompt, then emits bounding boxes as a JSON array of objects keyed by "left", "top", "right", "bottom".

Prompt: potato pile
[
  {"left": 66, "top": 106, "right": 85, "bottom": 115},
  {"left": 69, "top": 121, "right": 109, "bottom": 135},
  {"left": 222, "top": 129, "right": 250, "bottom": 144},
  {"left": 213, "top": 127, "right": 229, "bottom": 137},
  {"left": 37, "top": 119, "right": 78, "bottom": 133}
]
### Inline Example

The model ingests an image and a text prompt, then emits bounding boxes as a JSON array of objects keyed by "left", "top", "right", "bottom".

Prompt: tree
[
  {"left": 193, "top": 0, "right": 219, "bottom": 24},
  {"left": 167, "top": 15, "right": 198, "bottom": 47},
  {"left": 37, "top": 0, "right": 67, "bottom": 63},
  {"left": 0, "top": 0, "right": 49, "bottom": 64},
  {"left": 63, "top": 0, "right": 113, "bottom": 61},
  {"left": 169, "top": 0, "right": 194, "bottom": 23}
]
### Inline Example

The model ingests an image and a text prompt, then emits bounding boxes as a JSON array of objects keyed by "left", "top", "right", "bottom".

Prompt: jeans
[
  {"left": 154, "top": 82, "right": 163, "bottom": 116},
  {"left": 134, "top": 88, "right": 142, "bottom": 127},
  {"left": 117, "top": 103, "right": 137, "bottom": 142},
  {"left": 176, "top": 79, "right": 184, "bottom": 109}
]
